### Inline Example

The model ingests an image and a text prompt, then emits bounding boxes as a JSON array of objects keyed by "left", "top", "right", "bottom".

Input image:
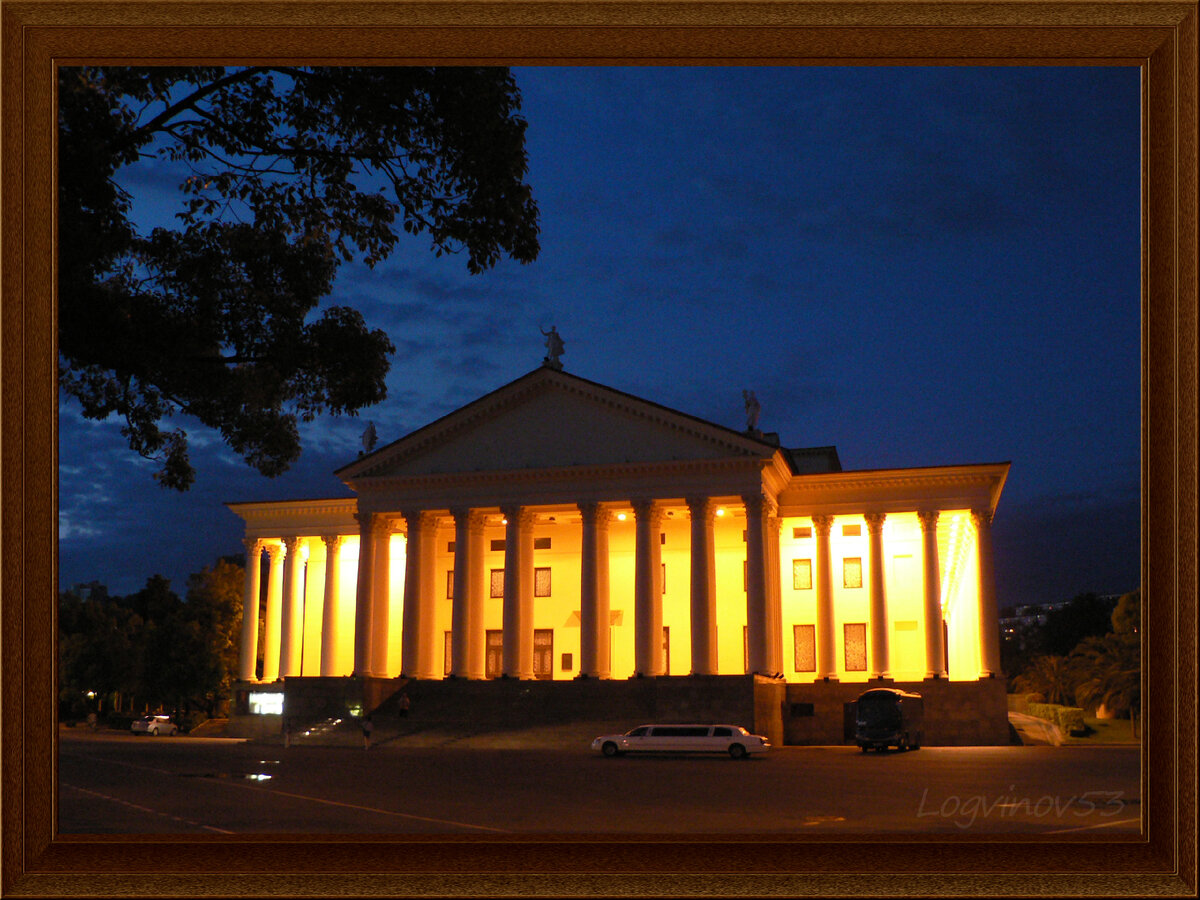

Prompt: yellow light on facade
[
  {"left": 501, "top": 518, "right": 508, "bottom": 525},
  {"left": 716, "top": 508, "right": 726, "bottom": 517},
  {"left": 617, "top": 512, "right": 627, "bottom": 521}
]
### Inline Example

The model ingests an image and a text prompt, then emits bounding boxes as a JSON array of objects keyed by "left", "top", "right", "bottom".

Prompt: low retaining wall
[
  {"left": 781, "top": 677, "right": 1009, "bottom": 746},
  {"left": 227, "top": 675, "right": 1006, "bottom": 746}
]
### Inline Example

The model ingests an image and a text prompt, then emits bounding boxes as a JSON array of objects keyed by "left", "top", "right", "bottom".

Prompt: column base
[
  {"left": 870, "top": 675, "right": 894, "bottom": 682},
  {"left": 818, "top": 675, "right": 839, "bottom": 683},
  {"left": 924, "top": 672, "right": 946, "bottom": 680}
]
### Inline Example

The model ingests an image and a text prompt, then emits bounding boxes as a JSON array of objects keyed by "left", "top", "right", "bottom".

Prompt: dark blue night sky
[{"left": 58, "top": 66, "right": 1141, "bottom": 610}]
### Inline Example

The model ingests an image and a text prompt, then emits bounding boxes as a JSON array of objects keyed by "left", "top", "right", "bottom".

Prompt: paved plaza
[{"left": 58, "top": 727, "right": 1140, "bottom": 835}]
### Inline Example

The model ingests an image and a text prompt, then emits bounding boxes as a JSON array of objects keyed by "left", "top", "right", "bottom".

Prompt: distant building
[{"left": 227, "top": 365, "right": 1011, "bottom": 744}]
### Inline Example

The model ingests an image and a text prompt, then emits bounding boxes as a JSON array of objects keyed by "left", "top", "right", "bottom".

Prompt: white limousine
[{"left": 591, "top": 724, "right": 771, "bottom": 759}]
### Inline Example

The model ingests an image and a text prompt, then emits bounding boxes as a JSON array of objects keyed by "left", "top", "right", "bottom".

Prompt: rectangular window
[
  {"left": 662, "top": 626, "right": 670, "bottom": 674},
  {"left": 443, "top": 631, "right": 452, "bottom": 676},
  {"left": 446, "top": 570, "right": 454, "bottom": 599},
  {"left": 843, "top": 557, "right": 863, "bottom": 589},
  {"left": 842, "top": 524, "right": 862, "bottom": 537},
  {"left": 447, "top": 541, "right": 455, "bottom": 552},
  {"left": 661, "top": 563, "right": 666, "bottom": 594},
  {"left": 534, "top": 537, "right": 551, "bottom": 550},
  {"left": 561, "top": 652, "right": 573, "bottom": 671},
  {"left": 844, "top": 622, "right": 867, "bottom": 671},
  {"left": 792, "top": 558, "right": 813, "bottom": 590},
  {"left": 793, "top": 624, "right": 816, "bottom": 672},
  {"left": 793, "top": 526, "right": 812, "bottom": 539},
  {"left": 489, "top": 568, "right": 504, "bottom": 598},
  {"left": 660, "top": 533, "right": 666, "bottom": 544},
  {"left": 533, "top": 629, "right": 553, "bottom": 680},
  {"left": 490, "top": 539, "right": 505, "bottom": 552},
  {"left": 534, "top": 567, "right": 551, "bottom": 597},
  {"left": 485, "top": 630, "right": 503, "bottom": 678},
  {"left": 742, "top": 625, "right": 748, "bottom": 673}
]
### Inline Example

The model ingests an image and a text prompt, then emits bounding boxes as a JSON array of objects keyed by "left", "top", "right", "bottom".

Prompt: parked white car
[
  {"left": 591, "top": 724, "right": 770, "bottom": 759},
  {"left": 131, "top": 715, "right": 178, "bottom": 736}
]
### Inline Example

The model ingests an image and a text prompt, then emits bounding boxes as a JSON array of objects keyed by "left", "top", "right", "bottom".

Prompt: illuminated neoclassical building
[{"left": 229, "top": 364, "right": 1010, "bottom": 743}]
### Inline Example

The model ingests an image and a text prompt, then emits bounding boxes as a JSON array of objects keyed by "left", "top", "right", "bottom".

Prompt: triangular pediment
[{"left": 339, "top": 367, "right": 775, "bottom": 481}]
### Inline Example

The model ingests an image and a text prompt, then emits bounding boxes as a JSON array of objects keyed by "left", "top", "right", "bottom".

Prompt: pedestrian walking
[
  {"left": 362, "top": 715, "right": 373, "bottom": 750},
  {"left": 398, "top": 693, "right": 410, "bottom": 717}
]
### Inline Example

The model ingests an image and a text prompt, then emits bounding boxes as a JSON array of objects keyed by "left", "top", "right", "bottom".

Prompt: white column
[
  {"left": 415, "top": 513, "right": 439, "bottom": 679},
  {"left": 579, "top": 502, "right": 612, "bottom": 679},
  {"left": 813, "top": 514, "right": 837, "bottom": 680},
  {"left": 632, "top": 498, "right": 664, "bottom": 676},
  {"left": 261, "top": 543, "right": 285, "bottom": 682},
  {"left": 972, "top": 508, "right": 1002, "bottom": 678},
  {"left": 687, "top": 497, "right": 718, "bottom": 676},
  {"left": 399, "top": 511, "right": 424, "bottom": 678},
  {"left": 743, "top": 492, "right": 774, "bottom": 675},
  {"left": 369, "top": 517, "right": 392, "bottom": 677},
  {"left": 865, "top": 512, "right": 891, "bottom": 680},
  {"left": 451, "top": 508, "right": 486, "bottom": 679},
  {"left": 319, "top": 535, "right": 342, "bottom": 677},
  {"left": 467, "top": 512, "right": 487, "bottom": 680},
  {"left": 502, "top": 506, "right": 535, "bottom": 678},
  {"left": 765, "top": 511, "right": 784, "bottom": 675},
  {"left": 237, "top": 538, "right": 263, "bottom": 682},
  {"left": 918, "top": 510, "right": 946, "bottom": 679},
  {"left": 352, "top": 512, "right": 375, "bottom": 676},
  {"left": 278, "top": 537, "right": 305, "bottom": 677}
]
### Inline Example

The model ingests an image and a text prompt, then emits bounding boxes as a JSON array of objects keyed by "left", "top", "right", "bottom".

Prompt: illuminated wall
[{"left": 266, "top": 505, "right": 990, "bottom": 683}]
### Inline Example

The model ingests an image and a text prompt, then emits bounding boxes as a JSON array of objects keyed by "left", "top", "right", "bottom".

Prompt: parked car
[
  {"left": 591, "top": 724, "right": 770, "bottom": 759},
  {"left": 131, "top": 714, "right": 178, "bottom": 736},
  {"left": 854, "top": 688, "right": 923, "bottom": 752}
]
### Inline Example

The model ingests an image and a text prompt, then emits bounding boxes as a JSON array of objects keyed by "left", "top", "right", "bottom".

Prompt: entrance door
[
  {"left": 485, "top": 630, "right": 503, "bottom": 679},
  {"left": 533, "top": 629, "right": 553, "bottom": 680}
]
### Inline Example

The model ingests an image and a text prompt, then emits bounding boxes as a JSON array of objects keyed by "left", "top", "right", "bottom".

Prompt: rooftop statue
[
  {"left": 361, "top": 420, "right": 377, "bottom": 455},
  {"left": 743, "top": 389, "right": 761, "bottom": 433},
  {"left": 541, "top": 325, "right": 565, "bottom": 370}
]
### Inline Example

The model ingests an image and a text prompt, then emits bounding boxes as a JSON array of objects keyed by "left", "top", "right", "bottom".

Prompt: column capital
[
  {"left": 630, "top": 497, "right": 664, "bottom": 527},
  {"left": 263, "top": 541, "right": 285, "bottom": 561},
  {"left": 970, "top": 508, "right": 994, "bottom": 528},
  {"left": 354, "top": 511, "right": 374, "bottom": 529},
  {"left": 741, "top": 491, "right": 777, "bottom": 519},
  {"left": 281, "top": 535, "right": 301, "bottom": 553},
  {"left": 450, "top": 506, "right": 487, "bottom": 526},
  {"left": 917, "top": 509, "right": 940, "bottom": 532},
  {"left": 321, "top": 533, "right": 343, "bottom": 550},
  {"left": 577, "top": 501, "right": 612, "bottom": 525},
  {"left": 864, "top": 512, "right": 887, "bottom": 534},
  {"left": 400, "top": 508, "right": 438, "bottom": 531},
  {"left": 369, "top": 515, "right": 395, "bottom": 536},
  {"left": 811, "top": 513, "right": 834, "bottom": 536},
  {"left": 685, "top": 496, "right": 716, "bottom": 524},
  {"left": 243, "top": 537, "right": 263, "bottom": 555},
  {"left": 501, "top": 504, "right": 537, "bottom": 527}
]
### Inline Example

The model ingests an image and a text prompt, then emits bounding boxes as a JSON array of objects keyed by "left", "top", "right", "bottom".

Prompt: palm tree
[
  {"left": 1012, "top": 654, "right": 1075, "bottom": 706},
  {"left": 1069, "top": 633, "right": 1141, "bottom": 737}
]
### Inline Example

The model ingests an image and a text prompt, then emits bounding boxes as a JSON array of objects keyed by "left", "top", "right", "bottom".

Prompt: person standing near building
[
  {"left": 398, "top": 694, "right": 410, "bottom": 718},
  {"left": 361, "top": 715, "right": 373, "bottom": 750}
]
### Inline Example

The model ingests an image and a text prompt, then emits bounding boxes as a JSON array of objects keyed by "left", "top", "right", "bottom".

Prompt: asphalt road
[{"left": 58, "top": 730, "right": 1140, "bottom": 835}]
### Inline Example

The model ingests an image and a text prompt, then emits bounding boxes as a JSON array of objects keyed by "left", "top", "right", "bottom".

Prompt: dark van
[{"left": 855, "top": 688, "right": 923, "bottom": 752}]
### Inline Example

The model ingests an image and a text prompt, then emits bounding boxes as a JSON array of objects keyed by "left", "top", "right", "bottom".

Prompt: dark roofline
[{"left": 335, "top": 365, "right": 782, "bottom": 478}]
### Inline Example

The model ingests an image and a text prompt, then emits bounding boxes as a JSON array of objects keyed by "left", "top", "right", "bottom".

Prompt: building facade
[{"left": 229, "top": 365, "right": 1009, "bottom": 700}]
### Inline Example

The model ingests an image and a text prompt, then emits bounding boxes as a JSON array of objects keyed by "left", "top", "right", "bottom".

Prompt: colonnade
[{"left": 236, "top": 500, "right": 1001, "bottom": 684}]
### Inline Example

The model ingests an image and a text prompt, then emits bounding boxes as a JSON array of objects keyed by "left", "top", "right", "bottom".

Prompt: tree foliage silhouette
[{"left": 59, "top": 67, "right": 540, "bottom": 488}]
